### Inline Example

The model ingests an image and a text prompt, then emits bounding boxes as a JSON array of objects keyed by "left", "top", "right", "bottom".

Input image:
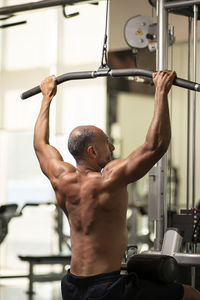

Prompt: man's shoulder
[
  {"left": 102, "top": 158, "right": 126, "bottom": 177},
  {"left": 100, "top": 158, "right": 128, "bottom": 190},
  {"left": 62, "top": 161, "right": 76, "bottom": 173},
  {"left": 48, "top": 160, "right": 76, "bottom": 187}
]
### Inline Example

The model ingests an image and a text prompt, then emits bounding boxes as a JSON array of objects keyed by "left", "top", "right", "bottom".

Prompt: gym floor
[{"left": 0, "top": 279, "right": 62, "bottom": 300}]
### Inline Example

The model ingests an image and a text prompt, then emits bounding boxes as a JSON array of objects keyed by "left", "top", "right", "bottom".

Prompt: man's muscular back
[
  {"left": 53, "top": 165, "right": 129, "bottom": 276},
  {"left": 34, "top": 70, "right": 176, "bottom": 277}
]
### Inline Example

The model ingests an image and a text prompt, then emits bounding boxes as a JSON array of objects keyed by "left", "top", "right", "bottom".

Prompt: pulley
[
  {"left": 124, "top": 15, "right": 155, "bottom": 50},
  {"left": 124, "top": 15, "right": 175, "bottom": 52}
]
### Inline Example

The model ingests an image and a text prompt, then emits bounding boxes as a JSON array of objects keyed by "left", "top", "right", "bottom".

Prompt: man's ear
[{"left": 87, "top": 145, "right": 97, "bottom": 159}]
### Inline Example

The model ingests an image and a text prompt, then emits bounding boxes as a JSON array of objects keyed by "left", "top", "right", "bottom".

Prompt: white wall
[{"left": 118, "top": 92, "right": 154, "bottom": 157}]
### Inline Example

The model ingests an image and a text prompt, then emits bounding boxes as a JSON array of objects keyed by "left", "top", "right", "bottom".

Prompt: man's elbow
[
  {"left": 157, "top": 136, "right": 171, "bottom": 157},
  {"left": 33, "top": 140, "right": 45, "bottom": 154},
  {"left": 33, "top": 138, "right": 39, "bottom": 153},
  {"left": 161, "top": 132, "right": 171, "bottom": 153},
  {"left": 158, "top": 141, "right": 170, "bottom": 156},
  {"left": 146, "top": 135, "right": 171, "bottom": 156}
]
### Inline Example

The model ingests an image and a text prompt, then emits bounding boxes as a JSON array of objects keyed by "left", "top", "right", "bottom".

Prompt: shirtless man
[{"left": 34, "top": 70, "right": 200, "bottom": 300}]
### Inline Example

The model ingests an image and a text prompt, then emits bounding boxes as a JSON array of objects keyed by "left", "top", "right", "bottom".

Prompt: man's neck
[{"left": 76, "top": 162, "right": 101, "bottom": 174}]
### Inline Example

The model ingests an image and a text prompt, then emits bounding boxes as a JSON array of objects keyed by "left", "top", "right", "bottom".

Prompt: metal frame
[
  {"left": 165, "top": 0, "right": 200, "bottom": 10},
  {"left": 148, "top": 0, "right": 200, "bottom": 287},
  {"left": 148, "top": 0, "right": 169, "bottom": 252},
  {"left": 0, "top": 255, "right": 71, "bottom": 294},
  {"left": 187, "top": 16, "right": 192, "bottom": 209},
  {"left": 192, "top": 4, "right": 198, "bottom": 208},
  {"left": 0, "top": 0, "right": 95, "bottom": 16},
  {"left": 145, "top": 228, "right": 200, "bottom": 266},
  {"left": 148, "top": 0, "right": 200, "bottom": 252}
]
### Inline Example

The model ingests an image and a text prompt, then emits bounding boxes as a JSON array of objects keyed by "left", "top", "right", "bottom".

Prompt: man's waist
[{"left": 66, "top": 268, "right": 121, "bottom": 286}]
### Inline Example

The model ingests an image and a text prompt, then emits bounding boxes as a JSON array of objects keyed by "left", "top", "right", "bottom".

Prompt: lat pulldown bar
[{"left": 20, "top": 68, "right": 200, "bottom": 100}]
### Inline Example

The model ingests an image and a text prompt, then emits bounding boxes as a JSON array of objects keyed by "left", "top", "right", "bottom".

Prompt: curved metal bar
[
  {"left": 21, "top": 71, "right": 95, "bottom": 99},
  {"left": 0, "top": 0, "right": 91, "bottom": 16},
  {"left": 20, "top": 68, "right": 200, "bottom": 100}
]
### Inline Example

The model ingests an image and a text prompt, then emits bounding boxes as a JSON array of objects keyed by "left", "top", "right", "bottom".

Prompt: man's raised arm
[
  {"left": 104, "top": 70, "right": 176, "bottom": 185},
  {"left": 144, "top": 70, "right": 176, "bottom": 157},
  {"left": 33, "top": 76, "right": 64, "bottom": 179}
]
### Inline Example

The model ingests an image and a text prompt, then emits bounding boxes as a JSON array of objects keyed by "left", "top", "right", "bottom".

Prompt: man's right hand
[
  {"left": 152, "top": 70, "right": 176, "bottom": 95},
  {"left": 40, "top": 75, "right": 57, "bottom": 100}
]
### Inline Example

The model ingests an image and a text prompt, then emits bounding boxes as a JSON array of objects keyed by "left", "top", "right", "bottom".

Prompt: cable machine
[
  {"left": 9, "top": 0, "right": 200, "bottom": 289},
  {"left": 148, "top": 0, "right": 200, "bottom": 289}
]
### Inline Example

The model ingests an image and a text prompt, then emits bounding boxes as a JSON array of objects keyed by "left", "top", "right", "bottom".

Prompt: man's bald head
[{"left": 68, "top": 126, "right": 98, "bottom": 161}]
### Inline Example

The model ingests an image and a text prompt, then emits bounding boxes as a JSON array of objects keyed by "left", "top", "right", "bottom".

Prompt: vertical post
[
  {"left": 158, "top": 0, "right": 168, "bottom": 70},
  {"left": 57, "top": 205, "right": 64, "bottom": 252},
  {"left": 0, "top": 1, "right": 8, "bottom": 274},
  {"left": 148, "top": 0, "right": 168, "bottom": 251},
  {"left": 155, "top": 0, "right": 168, "bottom": 251},
  {"left": 186, "top": 17, "right": 192, "bottom": 210},
  {"left": 191, "top": 4, "right": 198, "bottom": 288},
  {"left": 192, "top": 5, "right": 198, "bottom": 209},
  {"left": 28, "top": 262, "right": 34, "bottom": 294}
]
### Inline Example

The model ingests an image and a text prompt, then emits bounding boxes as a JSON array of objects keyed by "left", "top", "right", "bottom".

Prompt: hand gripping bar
[{"left": 20, "top": 68, "right": 200, "bottom": 100}]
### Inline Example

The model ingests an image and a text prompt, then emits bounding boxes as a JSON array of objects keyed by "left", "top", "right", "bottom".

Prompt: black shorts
[{"left": 61, "top": 269, "right": 184, "bottom": 300}]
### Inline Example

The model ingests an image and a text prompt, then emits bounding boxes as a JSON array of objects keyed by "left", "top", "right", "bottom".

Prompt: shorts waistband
[{"left": 67, "top": 269, "right": 121, "bottom": 286}]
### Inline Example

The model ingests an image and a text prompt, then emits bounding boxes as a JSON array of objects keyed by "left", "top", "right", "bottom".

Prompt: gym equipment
[
  {"left": 22, "top": 255, "right": 71, "bottom": 294},
  {"left": 124, "top": 15, "right": 154, "bottom": 49},
  {"left": 0, "top": 204, "right": 18, "bottom": 244},
  {"left": 121, "top": 227, "right": 200, "bottom": 286},
  {"left": 0, "top": 202, "right": 71, "bottom": 294},
  {"left": 0, "top": 0, "right": 94, "bottom": 30},
  {"left": 0, "top": 202, "right": 57, "bottom": 245},
  {"left": 20, "top": 68, "right": 200, "bottom": 99},
  {"left": 124, "top": 14, "right": 175, "bottom": 52},
  {"left": 20, "top": 0, "right": 200, "bottom": 100},
  {"left": 147, "top": 227, "right": 200, "bottom": 267},
  {"left": 147, "top": 4, "right": 200, "bottom": 284},
  {"left": 170, "top": 209, "right": 200, "bottom": 244},
  {"left": 127, "top": 183, "right": 152, "bottom": 248},
  {"left": 127, "top": 254, "right": 178, "bottom": 284},
  {"left": 0, "top": 0, "right": 97, "bottom": 16},
  {"left": 0, "top": 254, "right": 71, "bottom": 294},
  {"left": 0, "top": 0, "right": 83, "bottom": 29}
]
